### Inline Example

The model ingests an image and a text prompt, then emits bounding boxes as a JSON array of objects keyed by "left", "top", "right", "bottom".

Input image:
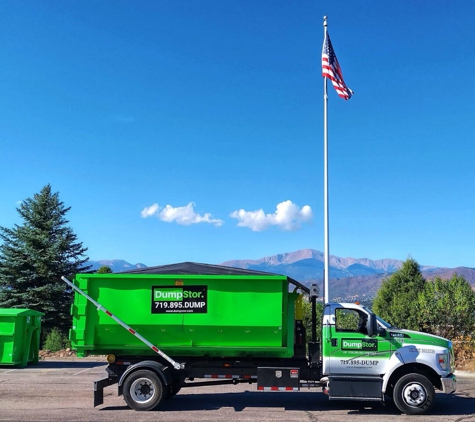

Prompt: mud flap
[{"left": 94, "top": 376, "right": 118, "bottom": 407}]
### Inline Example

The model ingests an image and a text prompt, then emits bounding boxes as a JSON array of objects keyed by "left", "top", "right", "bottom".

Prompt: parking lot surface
[{"left": 1, "top": 358, "right": 474, "bottom": 422}]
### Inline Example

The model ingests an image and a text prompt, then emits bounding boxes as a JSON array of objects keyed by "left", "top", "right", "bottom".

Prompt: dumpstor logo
[{"left": 341, "top": 339, "right": 378, "bottom": 351}]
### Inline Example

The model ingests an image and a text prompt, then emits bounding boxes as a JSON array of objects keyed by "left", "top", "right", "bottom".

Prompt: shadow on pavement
[
  {"left": 26, "top": 360, "right": 107, "bottom": 370},
  {"left": 99, "top": 390, "right": 475, "bottom": 416}
]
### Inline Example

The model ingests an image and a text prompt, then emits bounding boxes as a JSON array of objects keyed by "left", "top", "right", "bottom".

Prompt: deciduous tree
[
  {"left": 97, "top": 265, "right": 113, "bottom": 274},
  {"left": 418, "top": 274, "right": 475, "bottom": 338}
]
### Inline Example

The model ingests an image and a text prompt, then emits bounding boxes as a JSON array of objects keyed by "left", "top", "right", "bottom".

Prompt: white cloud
[
  {"left": 141, "top": 202, "right": 224, "bottom": 227},
  {"left": 141, "top": 203, "right": 159, "bottom": 218},
  {"left": 230, "top": 200, "right": 313, "bottom": 232}
]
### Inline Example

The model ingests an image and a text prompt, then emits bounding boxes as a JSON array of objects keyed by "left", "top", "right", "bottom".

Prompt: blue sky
[{"left": 1, "top": 1, "right": 474, "bottom": 269}]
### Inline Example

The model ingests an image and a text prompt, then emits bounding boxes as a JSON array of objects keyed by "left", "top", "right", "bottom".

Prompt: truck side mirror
[{"left": 367, "top": 313, "right": 377, "bottom": 337}]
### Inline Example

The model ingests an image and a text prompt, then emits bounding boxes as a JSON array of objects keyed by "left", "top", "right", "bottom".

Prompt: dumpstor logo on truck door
[
  {"left": 341, "top": 339, "right": 378, "bottom": 351},
  {"left": 152, "top": 286, "right": 207, "bottom": 314}
]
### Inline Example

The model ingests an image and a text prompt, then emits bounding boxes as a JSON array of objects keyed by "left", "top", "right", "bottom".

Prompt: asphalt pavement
[{"left": 0, "top": 358, "right": 474, "bottom": 422}]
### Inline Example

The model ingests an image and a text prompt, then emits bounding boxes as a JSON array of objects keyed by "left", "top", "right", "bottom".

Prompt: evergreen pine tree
[
  {"left": 0, "top": 184, "right": 91, "bottom": 334},
  {"left": 372, "top": 258, "right": 426, "bottom": 331}
]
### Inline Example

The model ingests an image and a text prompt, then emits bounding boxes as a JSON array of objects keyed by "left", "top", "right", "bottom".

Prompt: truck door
[{"left": 323, "top": 306, "right": 392, "bottom": 376}]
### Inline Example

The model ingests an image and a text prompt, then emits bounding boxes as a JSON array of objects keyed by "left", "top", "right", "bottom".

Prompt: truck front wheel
[
  {"left": 123, "top": 369, "right": 164, "bottom": 411},
  {"left": 393, "top": 373, "right": 435, "bottom": 415}
]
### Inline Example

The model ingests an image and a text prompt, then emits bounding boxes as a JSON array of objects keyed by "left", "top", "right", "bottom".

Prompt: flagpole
[{"left": 323, "top": 16, "right": 330, "bottom": 304}]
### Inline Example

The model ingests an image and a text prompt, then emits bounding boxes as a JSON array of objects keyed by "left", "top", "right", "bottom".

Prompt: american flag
[{"left": 322, "top": 32, "right": 353, "bottom": 100}]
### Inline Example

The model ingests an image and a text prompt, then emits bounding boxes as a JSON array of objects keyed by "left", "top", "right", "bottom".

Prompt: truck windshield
[{"left": 375, "top": 316, "right": 392, "bottom": 329}]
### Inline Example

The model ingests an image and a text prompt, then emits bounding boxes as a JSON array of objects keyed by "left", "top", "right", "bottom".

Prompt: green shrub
[{"left": 43, "top": 328, "right": 69, "bottom": 352}]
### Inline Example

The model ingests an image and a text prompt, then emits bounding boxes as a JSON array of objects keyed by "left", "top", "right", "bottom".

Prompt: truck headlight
[{"left": 437, "top": 353, "right": 449, "bottom": 371}]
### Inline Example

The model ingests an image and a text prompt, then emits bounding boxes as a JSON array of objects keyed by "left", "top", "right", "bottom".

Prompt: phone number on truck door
[{"left": 340, "top": 359, "right": 379, "bottom": 366}]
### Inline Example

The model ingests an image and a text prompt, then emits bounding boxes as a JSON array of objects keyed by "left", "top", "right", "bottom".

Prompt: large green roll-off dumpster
[
  {"left": 70, "top": 263, "right": 305, "bottom": 359},
  {"left": 0, "top": 308, "right": 43, "bottom": 367}
]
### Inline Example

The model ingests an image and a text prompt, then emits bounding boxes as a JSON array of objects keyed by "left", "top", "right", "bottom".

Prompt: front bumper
[{"left": 441, "top": 373, "right": 456, "bottom": 394}]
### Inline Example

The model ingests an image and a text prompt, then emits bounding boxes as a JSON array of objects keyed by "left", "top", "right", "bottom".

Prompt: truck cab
[{"left": 321, "top": 302, "right": 456, "bottom": 414}]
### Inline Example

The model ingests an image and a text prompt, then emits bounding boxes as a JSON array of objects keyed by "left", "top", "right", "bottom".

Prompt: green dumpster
[
  {"left": 0, "top": 308, "right": 44, "bottom": 367},
  {"left": 70, "top": 266, "right": 303, "bottom": 359}
]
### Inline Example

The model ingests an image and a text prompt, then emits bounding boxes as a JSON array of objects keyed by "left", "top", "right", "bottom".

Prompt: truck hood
[
  {"left": 389, "top": 329, "right": 455, "bottom": 373},
  {"left": 390, "top": 328, "right": 451, "bottom": 349}
]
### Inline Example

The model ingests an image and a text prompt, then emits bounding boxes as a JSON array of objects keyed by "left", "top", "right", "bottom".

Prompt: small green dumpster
[{"left": 0, "top": 308, "right": 44, "bottom": 367}]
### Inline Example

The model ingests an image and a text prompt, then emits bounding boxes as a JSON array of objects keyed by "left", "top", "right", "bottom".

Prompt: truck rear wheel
[
  {"left": 123, "top": 369, "right": 164, "bottom": 411},
  {"left": 393, "top": 373, "right": 435, "bottom": 415}
]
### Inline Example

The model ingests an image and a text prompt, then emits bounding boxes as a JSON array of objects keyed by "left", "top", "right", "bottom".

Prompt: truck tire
[
  {"left": 123, "top": 369, "right": 164, "bottom": 411},
  {"left": 393, "top": 373, "right": 435, "bottom": 415}
]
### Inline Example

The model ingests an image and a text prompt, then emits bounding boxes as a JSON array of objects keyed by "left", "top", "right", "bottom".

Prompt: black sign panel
[{"left": 151, "top": 285, "right": 207, "bottom": 314}]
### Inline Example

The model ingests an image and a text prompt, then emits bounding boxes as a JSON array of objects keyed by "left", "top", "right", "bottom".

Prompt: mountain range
[
  {"left": 222, "top": 249, "right": 475, "bottom": 300},
  {"left": 223, "top": 249, "right": 411, "bottom": 280},
  {"left": 87, "top": 259, "right": 147, "bottom": 273},
  {"left": 88, "top": 249, "right": 475, "bottom": 302}
]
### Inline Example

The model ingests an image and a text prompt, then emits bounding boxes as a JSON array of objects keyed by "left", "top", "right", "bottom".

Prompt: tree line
[{"left": 373, "top": 258, "right": 475, "bottom": 339}]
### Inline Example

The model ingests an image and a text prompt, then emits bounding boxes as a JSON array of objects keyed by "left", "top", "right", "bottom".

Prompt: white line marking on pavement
[
  {"left": 73, "top": 366, "right": 102, "bottom": 376},
  {"left": 0, "top": 369, "right": 17, "bottom": 374}
]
